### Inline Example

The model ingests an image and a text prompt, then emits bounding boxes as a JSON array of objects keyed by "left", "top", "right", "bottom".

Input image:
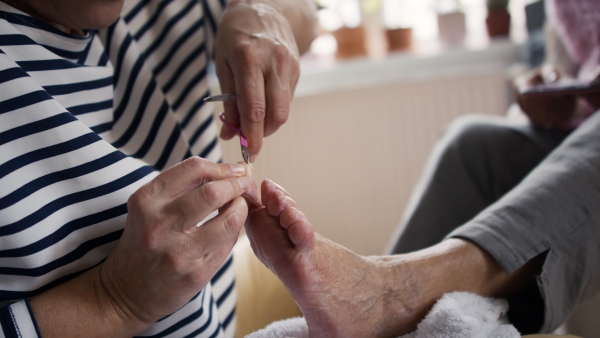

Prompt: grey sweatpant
[{"left": 389, "top": 113, "right": 600, "bottom": 333}]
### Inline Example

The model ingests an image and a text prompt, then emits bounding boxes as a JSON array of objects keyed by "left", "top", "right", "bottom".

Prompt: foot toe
[{"left": 287, "top": 218, "right": 315, "bottom": 251}]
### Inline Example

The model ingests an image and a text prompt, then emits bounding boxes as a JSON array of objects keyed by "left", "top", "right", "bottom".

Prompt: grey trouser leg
[{"left": 389, "top": 114, "right": 569, "bottom": 254}]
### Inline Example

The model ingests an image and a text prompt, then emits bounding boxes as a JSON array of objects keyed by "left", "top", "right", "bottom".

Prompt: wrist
[
  {"left": 225, "top": 0, "right": 285, "bottom": 19},
  {"left": 28, "top": 264, "right": 150, "bottom": 337},
  {"left": 94, "top": 258, "right": 155, "bottom": 331},
  {"left": 220, "top": 0, "right": 292, "bottom": 41},
  {"left": 224, "top": 0, "right": 317, "bottom": 54}
]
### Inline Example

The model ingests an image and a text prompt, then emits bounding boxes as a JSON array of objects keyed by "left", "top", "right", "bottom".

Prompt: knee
[{"left": 440, "top": 114, "right": 517, "bottom": 157}]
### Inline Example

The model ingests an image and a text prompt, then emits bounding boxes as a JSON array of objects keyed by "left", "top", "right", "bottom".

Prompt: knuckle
[
  {"left": 271, "top": 110, "right": 289, "bottom": 126},
  {"left": 127, "top": 189, "right": 149, "bottom": 212},
  {"left": 141, "top": 228, "right": 163, "bottom": 252},
  {"left": 182, "top": 156, "right": 209, "bottom": 184},
  {"left": 272, "top": 44, "right": 291, "bottom": 63},
  {"left": 225, "top": 179, "right": 241, "bottom": 201},
  {"left": 234, "top": 43, "right": 260, "bottom": 66},
  {"left": 291, "top": 71, "right": 300, "bottom": 87},
  {"left": 182, "top": 156, "right": 206, "bottom": 171},
  {"left": 245, "top": 103, "right": 267, "bottom": 124},
  {"left": 140, "top": 175, "right": 168, "bottom": 201},
  {"left": 163, "top": 251, "right": 184, "bottom": 273},
  {"left": 222, "top": 209, "right": 245, "bottom": 238},
  {"left": 199, "top": 182, "right": 223, "bottom": 206},
  {"left": 164, "top": 206, "right": 186, "bottom": 227},
  {"left": 271, "top": 46, "right": 299, "bottom": 78}
]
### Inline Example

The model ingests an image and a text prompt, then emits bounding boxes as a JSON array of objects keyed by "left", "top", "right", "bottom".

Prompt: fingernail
[
  {"left": 230, "top": 163, "right": 246, "bottom": 176},
  {"left": 269, "top": 179, "right": 284, "bottom": 191}
]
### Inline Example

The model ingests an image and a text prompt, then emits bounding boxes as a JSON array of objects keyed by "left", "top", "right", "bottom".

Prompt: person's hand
[
  {"left": 241, "top": 162, "right": 262, "bottom": 209},
  {"left": 98, "top": 157, "right": 256, "bottom": 326},
  {"left": 214, "top": 0, "right": 302, "bottom": 162},
  {"left": 514, "top": 66, "right": 578, "bottom": 129},
  {"left": 580, "top": 72, "right": 600, "bottom": 110}
]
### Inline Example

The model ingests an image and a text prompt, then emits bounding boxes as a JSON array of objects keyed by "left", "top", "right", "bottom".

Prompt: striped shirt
[{"left": 0, "top": 1, "right": 237, "bottom": 337}]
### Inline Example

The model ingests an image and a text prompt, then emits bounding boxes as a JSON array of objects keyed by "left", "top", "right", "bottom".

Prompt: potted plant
[
  {"left": 333, "top": 25, "right": 368, "bottom": 58},
  {"left": 328, "top": 0, "right": 368, "bottom": 59},
  {"left": 486, "top": 0, "right": 511, "bottom": 37},
  {"left": 437, "top": 0, "right": 466, "bottom": 47},
  {"left": 382, "top": 0, "right": 414, "bottom": 52}
]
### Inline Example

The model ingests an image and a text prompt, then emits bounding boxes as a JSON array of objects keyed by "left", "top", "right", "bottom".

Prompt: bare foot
[
  {"left": 245, "top": 180, "right": 424, "bottom": 337},
  {"left": 245, "top": 180, "right": 538, "bottom": 337}
]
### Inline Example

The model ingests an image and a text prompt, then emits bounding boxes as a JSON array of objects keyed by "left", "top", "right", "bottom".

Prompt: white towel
[
  {"left": 400, "top": 292, "right": 520, "bottom": 338},
  {"left": 246, "top": 292, "right": 520, "bottom": 338},
  {"left": 245, "top": 317, "right": 309, "bottom": 338}
]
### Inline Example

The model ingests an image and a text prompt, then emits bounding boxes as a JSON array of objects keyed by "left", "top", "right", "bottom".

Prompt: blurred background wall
[
  {"left": 214, "top": 42, "right": 520, "bottom": 255},
  {"left": 212, "top": 0, "right": 544, "bottom": 255}
]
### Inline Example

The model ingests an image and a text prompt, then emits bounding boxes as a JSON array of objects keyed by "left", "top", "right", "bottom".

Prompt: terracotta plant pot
[
  {"left": 486, "top": 10, "right": 511, "bottom": 37},
  {"left": 332, "top": 25, "right": 367, "bottom": 59},
  {"left": 385, "top": 27, "right": 413, "bottom": 52}
]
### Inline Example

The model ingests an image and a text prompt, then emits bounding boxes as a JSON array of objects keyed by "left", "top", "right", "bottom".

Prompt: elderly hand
[
  {"left": 514, "top": 66, "right": 578, "bottom": 129},
  {"left": 99, "top": 157, "right": 255, "bottom": 327},
  {"left": 580, "top": 73, "right": 600, "bottom": 110},
  {"left": 214, "top": 0, "right": 317, "bottom": 162}
]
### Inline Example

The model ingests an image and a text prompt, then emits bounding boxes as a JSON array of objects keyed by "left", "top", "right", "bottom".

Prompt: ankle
[
  {"left": 368, "top": 255, "right": 431, "bottom": 336},
  {"left": 369, "top": 239, "right": 510, "bottom": 336}
]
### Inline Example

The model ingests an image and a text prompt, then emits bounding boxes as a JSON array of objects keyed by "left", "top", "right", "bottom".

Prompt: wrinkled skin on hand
[
  {"left": 98, "top": 157, "right": 255, "bottom": 326},
  {"left": 514, "top": 66, "right": 600, "bottom": 130},
  {"left": 581, "top": 74, "right": 600, "bottom": 110},
  {"left": 215, "top": 1, "right": 301, "bottom": 162},
  {"left": 514, "top": 67, "right": 577, "bottom": 129},
  {"left": 240, "top": 162, "right": 262, "bottom": 209}
]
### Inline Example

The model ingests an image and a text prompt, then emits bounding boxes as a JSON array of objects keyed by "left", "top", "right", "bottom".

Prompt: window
[{"left": 311, "top": 0, "right": 536, "bottom": 56}]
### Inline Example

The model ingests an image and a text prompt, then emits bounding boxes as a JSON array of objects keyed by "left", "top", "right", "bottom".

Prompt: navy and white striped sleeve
[
  {"left": 0, "top": 301, "right": 41, "bottom": 338},
  {"left": 202, "top": 0, "right": 227, "bottom": 58}
]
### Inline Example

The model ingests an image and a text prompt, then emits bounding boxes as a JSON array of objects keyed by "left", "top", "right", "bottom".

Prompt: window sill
[{"left": 296, "top": 39, "right": 523, "bottom": 98}]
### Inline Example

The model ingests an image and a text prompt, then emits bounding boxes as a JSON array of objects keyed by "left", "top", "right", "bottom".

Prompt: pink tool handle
[{"left": 219, "top": 112, "right": 248, "bottom": 146}]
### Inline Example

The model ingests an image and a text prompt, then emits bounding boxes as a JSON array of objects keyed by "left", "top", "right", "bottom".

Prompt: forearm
[
  {"left": 28, "top": 265, "right": 148, "bottom": 338},
  {"left": 226, "top": 0, "right": 318, "bottom": 54}
]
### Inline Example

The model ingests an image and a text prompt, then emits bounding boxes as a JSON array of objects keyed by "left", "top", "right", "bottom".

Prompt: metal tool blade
[{"left": 204, "top": 93, "right": 237, "bottom": 102}]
